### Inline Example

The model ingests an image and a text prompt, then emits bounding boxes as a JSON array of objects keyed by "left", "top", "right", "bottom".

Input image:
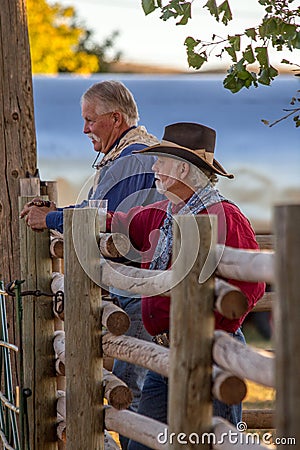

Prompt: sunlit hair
[
  {"left": 187, "top": 163, "right": 218, "bottom": 188},
  {"left": 81, "top": 80, "right": 139, "bottom": 127}
]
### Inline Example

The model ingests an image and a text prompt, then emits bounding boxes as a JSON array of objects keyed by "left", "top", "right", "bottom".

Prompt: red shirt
[{"left": 109, "top": 199, "right": 265, "bottom": 335}]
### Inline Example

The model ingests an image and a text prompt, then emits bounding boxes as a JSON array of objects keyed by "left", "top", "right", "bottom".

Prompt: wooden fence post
[
  {"left": 168, "top": 215, "right": 217, "bottom": 449},
  {"left": 19, "top": 179, "right": 57, "bottom": 449},
  {"left": 274, "top": 204, "right": 300, "bottom": 449},
  {"left": 64, "top": 208, "right": 103, "bottom": 450}
]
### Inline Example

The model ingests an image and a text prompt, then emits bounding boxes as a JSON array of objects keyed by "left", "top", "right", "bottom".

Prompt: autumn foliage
[{"left": 26, "top": 0, "right": 120, "bottom": 74}]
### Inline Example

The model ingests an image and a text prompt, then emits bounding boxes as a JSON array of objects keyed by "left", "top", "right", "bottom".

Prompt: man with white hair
[
  {"left": 106, "top": 122, "right": 265, "bottom": 450},
  {"left": 21, "top": 80, "right": 163, "bottom": 449}
]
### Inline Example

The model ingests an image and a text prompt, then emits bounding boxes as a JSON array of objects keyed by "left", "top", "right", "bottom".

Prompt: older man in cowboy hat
[{"left": 107, "top": 122, "right": 265, "bottom": 450}]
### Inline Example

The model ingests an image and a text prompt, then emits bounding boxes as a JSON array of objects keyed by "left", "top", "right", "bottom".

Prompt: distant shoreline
[{"left": 108, "top": 60, "right": 296, "bottom": 75}]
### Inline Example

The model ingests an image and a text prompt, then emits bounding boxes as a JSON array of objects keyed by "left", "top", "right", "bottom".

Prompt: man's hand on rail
[{"left": 20, "top": 197, "right": 57, "bottom": 231}]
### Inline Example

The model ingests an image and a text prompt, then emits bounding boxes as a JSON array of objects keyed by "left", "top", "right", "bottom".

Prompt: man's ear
[
  {"left": 112, "top": 111, "right": 122, "bottom": 126},
  {"left": 179, "top": 162, "right": 190, "bottom": 180}
]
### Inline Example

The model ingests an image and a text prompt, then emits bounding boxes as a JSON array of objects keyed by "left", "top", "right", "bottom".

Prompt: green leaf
[
  {"left": 257, "top": 67, "right": 278, "bottom": 86},
  {"left": 187, "top": 52, "right": 207, "bottom": 69},
  {"left": 223, "top": 73, "right": 244, "bottom": 93},
  {"left": 280, "top": 23, "right": 297, "bottom": 40},
  {"left": 142, "top": 0, "right": 156, "bottom": 15},
  {"left": 255, "top": 47, "right": 269, "bottom": 67},
  {"left": 293, "top": 115, "right": 300, "bottom": 127},
  {"left": 176, "top": 2, "right": 192, "bottom": 25},
  {"left": 225, "top": 46, "right": 237, "bottom": 62},
  {"left": 228, "top": 35, "right": 241, "bottom": 51},
  {"left": 243, "top": 45, "right": 255, "bottom": 64},
  {"left": 218, "top": 0, "right": 232, "bottom": 25},
  {"left": 204, "top": 0, "right": 219, "bottom": 21},
  {"left": 269, "top": 65, "right": 278, "bottom": 78},
  {"left": 259, "top": 18, "right": 279, "bottom": 39},
  {"left": 237, "top": 69, "right": 252, "bottom": 81},
  {"left": 184, "top": 35, "right": 206, "bottom": 69},
  {"left": 184, "top": 36, "right": 199, "bottom": 50},
  {"left": 245, "top": 28, "right": 257, "bottom": 41}
]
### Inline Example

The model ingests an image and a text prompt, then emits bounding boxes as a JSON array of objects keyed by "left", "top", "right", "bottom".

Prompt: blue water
[{"left": 33, "top": 74, "right": 300, "bottom": 228}]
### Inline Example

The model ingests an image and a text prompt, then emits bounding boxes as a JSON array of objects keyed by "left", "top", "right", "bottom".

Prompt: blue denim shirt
[{"left": 46, "top": 142, "right": 163, "bottom": 232}]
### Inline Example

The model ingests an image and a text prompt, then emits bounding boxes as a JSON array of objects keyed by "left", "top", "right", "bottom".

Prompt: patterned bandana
[
  {"left": 149, "top": 183, "right": 228, "bottom": 270},
  {"left": 96, "top": 126, "right": 158, "bottom": 169}
]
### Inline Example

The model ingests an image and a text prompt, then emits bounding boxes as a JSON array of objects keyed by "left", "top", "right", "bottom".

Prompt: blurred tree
[{"left": 27, "top": 0, "right": 121, "bottom": 73}]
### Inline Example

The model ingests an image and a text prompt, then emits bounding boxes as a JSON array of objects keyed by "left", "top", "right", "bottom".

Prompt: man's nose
[{"left": 83, "top": 122, "right": 90, "bottom": 134}]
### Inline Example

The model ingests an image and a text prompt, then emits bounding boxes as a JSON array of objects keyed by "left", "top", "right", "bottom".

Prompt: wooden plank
[
  {"left": 168, "top": 215, "right": 217, "bottom": 449},
  {"left": 252, "top": 291, "right": 274, "bottom": 312},
  {"left": 274, "top": 204, "right": 300, "bottom": 449},
  {"left": 0, "top": 0, "right": 37, "bottom": 286},
  {"left": 242, "top": 409, "right": 275, "bottom": 429},
  {"left": 20, "top": 178, "right": 40, "bottom": 196},
  {"left": 64, "top": 209, "right": 103, "bottom": 450},
  {"left": 256, "top": 234, "right": 274, "bottom": 250},
  {"left": 19, "top": 195, "right": 57, "bottom": 449}
]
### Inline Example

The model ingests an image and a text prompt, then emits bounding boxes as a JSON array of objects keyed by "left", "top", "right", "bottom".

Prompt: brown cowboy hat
[{"left": 135, "top": 122, "right": 234, "bottom": 179}]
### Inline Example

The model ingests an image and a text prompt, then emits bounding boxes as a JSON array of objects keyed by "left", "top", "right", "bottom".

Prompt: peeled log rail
[
  {"left": 242, "top": 409, "right": 275, "bottom": 429},
  {"left": 252, "top": 292, "right": 274, "bottom": 312},
  {"left": 50, "top": 237, "right": 64, "bottom": 259},
  {"left": 53, "top": 331, "right": 65, "bottom": 365},
  {"left": 100, "top": 259, "right": 172, "bottom": 296},
  {"left": 50, "top": 232, "right": 131, "bottom": 260},
  {"left": 102, "top": 331, "right": 274, "bottom": 387},
  {"left": 214, "top": 279, "right": 248, "bottom": 320},
  {"left": 99, "top": 232, "right": 131, "bottom": 258},
  {"left": 53, "top": 344, "right": 132, "bottom": 410},
  {"left": 52, "top": 270, "right": 250, "bottom": 320},
  {"left": 51, "top": 274, "right": 130, "bottom": 335},
  {"left": 54, "top": 328, "right": 246, "bottom": 406},
  {"left": 216, "top": 245, "right": 274, "bottom": 284},
  {"left": 103, "top": 356, "right": 114, "bottom": 372},
  {"left": 102, "top": 332, "right": 169, "bottom": 378},
  {"left": 103, "top": 368, "right": 133, "bottom": 410},
  {"left": 105, "top": 407, "right": 167, "bottom": 450},
  {"left": 212, "top": 366, "right": 247, "bottom": 405},
  {"left": 213, "top": 331, "right": 275, "bottom": 387},
  {"left": 212, "top": 417, "right": 270, "bottom": 449},
  {"left": 102, "top": 300, "right": 130, "bottom": 336},
  {"left": 57, "top": 391, "right": 66, "bottom": 443},
  {"left": 102, "top": 333, "right": 246, "bottom": 405},
  {"left": 51, "top": 272, "right": 64, "bottom": 294},
  {"left": 105, "top": 409, "right": 270, "bottom": 450},
  {"left": 55, "top": 358, "right": 65, "bottom": 377}
]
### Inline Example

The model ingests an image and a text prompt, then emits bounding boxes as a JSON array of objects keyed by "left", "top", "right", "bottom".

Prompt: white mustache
[{"left": 87, "top": 133, "right": 100, "bottom": 143}]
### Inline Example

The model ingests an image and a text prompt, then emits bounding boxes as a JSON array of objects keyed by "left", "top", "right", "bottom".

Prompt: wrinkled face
[
  {"left": 152, "top": 156, "right": 183, "bottom": 195},
  {"left": 81, "top": 100, "right": 118, "bottom": 154}
]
